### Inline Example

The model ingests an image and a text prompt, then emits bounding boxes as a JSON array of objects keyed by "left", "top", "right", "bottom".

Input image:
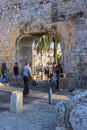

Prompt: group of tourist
[
  {"left": 51, "top": 63, "right": 63, "bottom": 90},
  {"left": 44, "top": 63, "right": 63, "bottom": 90},
  {"left": 0, "top": 61, "right": 63, "bottom": 96},
  {"left": 0, "top": 61, "right": 34, "bottom": 97},
  {"left": 0, "top": 62, "right": 19, "bottom": 86}
]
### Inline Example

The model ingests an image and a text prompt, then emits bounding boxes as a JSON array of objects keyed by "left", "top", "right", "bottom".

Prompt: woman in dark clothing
[{"left": 13, "top": 62, "right": 19, "bottom": 84}]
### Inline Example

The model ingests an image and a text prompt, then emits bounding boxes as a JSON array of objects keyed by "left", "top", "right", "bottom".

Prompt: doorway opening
[
  {"left": 15, "top": 31, "right": 64, "bottom": 75},
  {"left": 15, "top": 35, "right": 34, "bottom": 69}
]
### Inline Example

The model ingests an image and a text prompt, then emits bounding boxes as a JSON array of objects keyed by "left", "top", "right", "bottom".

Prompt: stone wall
[
  {"left": 56, "top": 90, "right": 87, "bottom": 130},
  {"left": 0, "top": 0, "right": 87, "bottom": 87}
]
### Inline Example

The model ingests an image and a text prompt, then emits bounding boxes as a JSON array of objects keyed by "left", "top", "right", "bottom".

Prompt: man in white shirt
[{"left": 22, "top": 62, "right": 33, "bottom": 97}]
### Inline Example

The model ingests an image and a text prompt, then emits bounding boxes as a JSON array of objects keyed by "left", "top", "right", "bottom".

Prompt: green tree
[
  {"left": 34, "top": 35, "right": 52, "bottom": 53},
  {"left": 34, "top": 34, "right": 61, "bottom": 64}
]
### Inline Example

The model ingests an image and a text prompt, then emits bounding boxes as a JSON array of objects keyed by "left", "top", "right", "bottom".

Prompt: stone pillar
[{"left": 10, "top": 91, "right": 23, "bottom": 113}]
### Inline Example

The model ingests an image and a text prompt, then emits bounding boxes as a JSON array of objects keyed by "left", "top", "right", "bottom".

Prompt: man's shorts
[{"left": 14, "top": 75, "right": 19, "bottom": 80}]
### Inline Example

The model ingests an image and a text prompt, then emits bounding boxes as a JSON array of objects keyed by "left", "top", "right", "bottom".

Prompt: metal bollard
[{"left": 48, "top": 87, "right": 52, "bottom": 104}]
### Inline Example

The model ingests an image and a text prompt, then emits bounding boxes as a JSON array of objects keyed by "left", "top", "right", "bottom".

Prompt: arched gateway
[
  {"left": 9, "top": 21, "right": 77, "bottom": 89},
  {"left": 13, "top": 21, "right": 75, "bottom": 74}
]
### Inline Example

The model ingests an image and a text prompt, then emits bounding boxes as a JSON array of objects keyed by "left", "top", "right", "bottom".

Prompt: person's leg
[
  {"left": 25, "top": 77, "right": 29, "bottom": 94},
  {"left": 50, "top": 74, "right": 52, "bottom": 84},
  {"left": 16, "top": 75, "right": 19, "bottom": 84},
  {"left": 1, "top": 76, "right": 6, "bottom": 84},
  {"left": 14, "top": 75, "right": 16, "bottom": 84},
  {"left": 56, "top": 77, "right": 59, "bottom": 90},
  {"left": 0, "top": 76, "right": 5, "bottom": 83},
  {"left": 23, "top": 76, "right": 29, "bottom": 96},
  {"left": 6, "top": 73, "right": 9, "bottom": 85},
  {"left": 23, "top": 76, "right": 27, "bottom": 96}
]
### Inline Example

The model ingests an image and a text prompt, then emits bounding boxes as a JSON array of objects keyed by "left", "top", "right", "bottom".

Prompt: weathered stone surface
[
  {"left": 71, "top": 89, "right": 85, "bottom": 96},
  {"left": 10, "top": 91, "right": 23, "bottom": 113},
  {"left": 69, "top": 104, "right": 87, "bottom": 130},
  {"left": 56, "top": 99, "right": 75, "bottom": 129},
  {"left": 56, "top": 126, "right": 67, "bottom": 130},
  {"left": 59, "top": 76, "right": 78, "bottom": 90},
  {"left": 0, "top": 0, "right": 87, "bottom": 88},
  {"left": 56, "top": 91, "right": 87, "bottom": 130},
  {"left": 72, "top": 91, "right": 87, "bottom": 104}
]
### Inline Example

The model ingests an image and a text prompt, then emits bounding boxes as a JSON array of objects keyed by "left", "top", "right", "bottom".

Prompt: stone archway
[
  {"left": 8, "top": 21, "right": 77, "bottom": 88},
  {"left": 32, "top": 21, "right": 75, "bottom": 73},
  {"left": 9, "top": 21, "right": 75, "bottom": 74}
]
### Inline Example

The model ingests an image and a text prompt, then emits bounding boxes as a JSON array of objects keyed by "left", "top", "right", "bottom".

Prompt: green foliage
[
  {"left": 53, "top": 34, "right": 61, "bottom": 43},
  {"left": 34, "top": 34, "right": 61, "bottom": 64},
  {"left": 34, "top": 34, "right": 53, "bottom": 53}
]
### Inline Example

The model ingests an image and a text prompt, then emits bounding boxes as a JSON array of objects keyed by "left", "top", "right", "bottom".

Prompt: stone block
[
  {"left": 56, "top": 126, "right": 66, "bottom": 130},
  {"left": 56, "top": 91, "right": 87, "bottom": 130},
  {"left": 59, "top": 76, "right": 78, "bottom": 89},
  {"left": 10, "top": 91, "right": 23, "bottom": 113}
]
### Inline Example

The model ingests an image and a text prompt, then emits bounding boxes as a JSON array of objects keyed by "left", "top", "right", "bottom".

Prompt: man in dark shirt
[
  {"left": 13, "top": 62, "right": 19, "bottom": 84},
  {"left": 56, "top": 64, "right": 63, "bottom": 90}
]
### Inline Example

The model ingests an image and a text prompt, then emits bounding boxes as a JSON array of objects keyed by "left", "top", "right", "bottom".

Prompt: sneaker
[{"left": 6, "top": 83, "right": 9, "bottom": 86}]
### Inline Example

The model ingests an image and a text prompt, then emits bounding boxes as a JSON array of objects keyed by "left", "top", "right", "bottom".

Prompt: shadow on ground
[{"left": 0, "top": 80, "right": 70, "bottom": 112}]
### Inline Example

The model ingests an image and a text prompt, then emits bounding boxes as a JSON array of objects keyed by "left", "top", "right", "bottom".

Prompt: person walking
[
  {"left": 13, "top": 62, "right": 19, "bottom": 85},
  {"left": 22, "top": 62, "right": 33, "bottom": 97},
  {"left": 0, "top": 67, "right": 2, "bottom": 82},
  {"left": 1, "top": 62, "right": 9, "bottom": 85},
  {"left": 55, "top": 65, "right": 60, "bottom": 90},
  {"left": 55, "top": 64, "right": 63, "bottom": 90}
]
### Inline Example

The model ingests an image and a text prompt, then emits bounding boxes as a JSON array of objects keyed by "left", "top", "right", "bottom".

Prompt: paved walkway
[{"left": 0, "top": 80, "right": 72, "bottom": 130}]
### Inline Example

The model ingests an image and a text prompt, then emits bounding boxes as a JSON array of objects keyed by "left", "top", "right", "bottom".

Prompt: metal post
[
  {"left": 34, "top": 55, "right": 35, "bottom": 75},
  {"left": 48, "top": 87, "right": 52, "bottom": 104},
  {"left": 41, "top": 49, "right": 43, "bottom": 80}
]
